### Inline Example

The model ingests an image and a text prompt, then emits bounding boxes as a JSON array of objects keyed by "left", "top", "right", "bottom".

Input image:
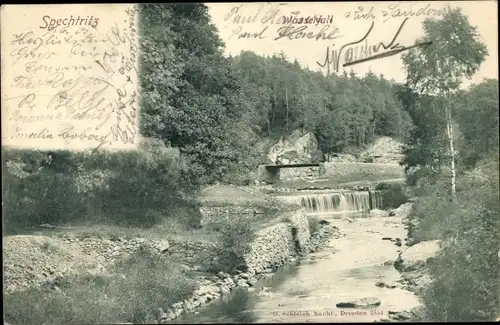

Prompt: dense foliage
[
  {"left": 398, "top": 6, "right": 498, "bottom": 322},
  {"left": 410, "top": 158, "right": 499, "bottom": 322},
  {"left": 233, "top": 52, "right": 412, "bottom": 154},
  {"left": 2, "top": 139, "right": 198, "bottom": 231}
]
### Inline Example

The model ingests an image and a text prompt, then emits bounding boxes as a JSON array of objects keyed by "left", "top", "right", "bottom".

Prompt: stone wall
[
  {"left": 280, "top": 166, "right": 321, "bottom": 181},
  {"left": 199, "top": 206, "right": 264, "bottom": 226},
  {"left": 243, "top": 209, "right": 310, "bottom": 274},
  {"left": 3, "top": 234, "right": 215, "bottom": 294},
  {"left": 322, "top": 162, "right": 405, "bottom": 178},
  {"left": 168, "top": 240, "right": 221, "bottom": 267}
]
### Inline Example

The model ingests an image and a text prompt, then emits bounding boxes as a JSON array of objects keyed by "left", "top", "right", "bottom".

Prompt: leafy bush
[
  {"left": 405, "top": 166, "right": 441, "bottom": 186},
  {"left": 216, "top": 219, "right": 256, "bottom": 273},
  {"left": 375, "top": 182, "right": 408, "bottom": 209},
  {"left": 410, "top": 177, "right": 456, "bottom": 243}
]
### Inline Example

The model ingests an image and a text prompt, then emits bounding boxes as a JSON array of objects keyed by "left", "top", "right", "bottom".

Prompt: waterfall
[
  {"left": 369, "top": 190, "right": 383, "bottom": 211},
  {"left": 279, "top": 191, "right": 383, "bottom": 215}
]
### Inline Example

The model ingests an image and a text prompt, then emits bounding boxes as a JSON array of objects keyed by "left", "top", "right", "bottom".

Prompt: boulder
[
  {"left": 392, "top": 203, "right": 414, "bottom": 219},
  {"left": 336, "top": 297, "right": 381, "bottom": 308},
  {"left": 220, "top": 285, "right": 231, "bottom": 296},
  {"left": 360, "top": 136, "right": 405, "bottom": 164},
  {"left": 267, "top": 129, "right": 320, "bottom": 164},
  {"left": 325, "top": 153, "right": 357, "bottom": 163},
  {"left": 396, "top": 240, "right": 442, "bottom": 272},
  {"left": 409, "top": 306, "right": 427, "bottom": 320},
  {"left": 247, "top": 278, "right": 258, "bottom": 287},
  {"left": 237, "top": 279, "right": 249, "bottom": 288},
  {"left": 178, "top": 264, "right": 191, "bottom": 272},
  {"left": 370, "top": 209, "right": 389, "bottom": 218},
  {"left": 217, "top": 271, "right": 228, "bottom": 279},
  {"left": 388, "top": 310, "right": 413, "bottom": 321},
  {"left": 238, "top": 273, "right": 250, "bottom": 280}
]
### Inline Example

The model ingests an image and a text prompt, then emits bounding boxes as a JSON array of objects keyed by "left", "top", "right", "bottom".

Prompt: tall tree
[
  {"left": 140, "top": 3, "right": 257, "bottom": 185},
  {"left": 455, "top": 79, "right": 499, "bottom": 168},
  {"left": 401, "top": 5, "right": 488, "bottom": 201}
]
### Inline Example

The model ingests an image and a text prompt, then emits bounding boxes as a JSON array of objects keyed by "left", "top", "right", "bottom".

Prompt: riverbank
[
  {"left": 168, "top": 202, "right": 432, "bottom": 324},
  {"left": 380, "top": 202, "right": 442, "bottom": 322},
  {"left": 159, "top": 220, "right": 340, "bottom": 323},
  {"left": 401, "top": 167, "right": 500, "bottom": 322},
  {"left": 3, "top": 189, "right": 340, "bottom": 325}
]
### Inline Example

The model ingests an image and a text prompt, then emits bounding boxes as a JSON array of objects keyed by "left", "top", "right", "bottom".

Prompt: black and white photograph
[{"left": 1, "top": 1, "right": 499, "bottom": 323}]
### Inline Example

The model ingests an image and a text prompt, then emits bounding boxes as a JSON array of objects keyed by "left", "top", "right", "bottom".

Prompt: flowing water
[
  {"left": 176, "top": 190, "right": 420, "bottom": 323},
  {"left": 250, "top": 215, "right": 421, "bottom": 323},
  {"left": 276, "top": 190, "right": 384, "bottom": 215}
]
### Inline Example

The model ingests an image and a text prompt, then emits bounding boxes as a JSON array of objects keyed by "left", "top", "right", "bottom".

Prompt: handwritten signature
[
  {"left": 317, "top": 18, "right": 432, "bottom": 73},
  {"left": 275, "top": 24, "right": 342, "bottom": 41}
]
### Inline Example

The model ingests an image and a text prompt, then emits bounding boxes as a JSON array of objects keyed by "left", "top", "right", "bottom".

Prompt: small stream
[
  {"left": 174, "top": 190, "right": 420, "bottom": 323},
  {"left": 175, "top": 215, "right": 420, "bottom": 323}
]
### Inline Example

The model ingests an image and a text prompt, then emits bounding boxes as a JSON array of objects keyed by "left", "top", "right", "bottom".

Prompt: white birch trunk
[
  {"left": 285, "top": 81, "right": 289, "bottom": 131},
  {"left": 445, "top": 94, "right": 457, "bottom": 202}
]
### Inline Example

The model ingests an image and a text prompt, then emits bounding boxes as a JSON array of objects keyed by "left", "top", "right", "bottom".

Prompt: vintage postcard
[{"left": 2, "top": 2, "right": 498, "bottom": 324}]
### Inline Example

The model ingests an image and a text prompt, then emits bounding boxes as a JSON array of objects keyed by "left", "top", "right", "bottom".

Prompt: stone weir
[
  {"left": 275, "top": 190, "right": 384, "bottom": 215},
  {"left": 199, "top": 205, "right": 326, "bottom": 274},
  {"left": 197, "top": 185, "right": 339, "bottom": 274}
]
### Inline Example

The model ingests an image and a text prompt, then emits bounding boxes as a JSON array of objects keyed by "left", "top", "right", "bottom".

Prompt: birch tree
[{"left": 401, "top": 5, "right": 488, "bottom": 201}]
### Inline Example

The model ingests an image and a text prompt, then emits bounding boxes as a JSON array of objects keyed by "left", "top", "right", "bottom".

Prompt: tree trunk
[
  {"left": 285, "top": 81, "right": 289, "bottom": 131},
  {"left": 445, "top": 93, "right": 457, "bottom": 202},
  {"left": 273, "top": 79, "right": 278, "bottom": 129},
  {"left": 267, "top": 113, "right": 271, "bottom": 137}
]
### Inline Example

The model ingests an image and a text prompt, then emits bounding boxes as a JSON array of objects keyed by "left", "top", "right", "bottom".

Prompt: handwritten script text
[{"left": 1, "top": 4, "right": 140, "bottom": 151}]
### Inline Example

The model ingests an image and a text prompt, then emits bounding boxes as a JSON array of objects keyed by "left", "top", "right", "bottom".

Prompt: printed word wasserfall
[{"left": 278, "top": 14, "right": 334, "bottom": 26}]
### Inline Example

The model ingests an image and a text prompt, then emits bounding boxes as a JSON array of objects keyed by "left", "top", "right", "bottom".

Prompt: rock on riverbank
[{"left": 385, "top": 203, "right": 443, "bottom": 322}]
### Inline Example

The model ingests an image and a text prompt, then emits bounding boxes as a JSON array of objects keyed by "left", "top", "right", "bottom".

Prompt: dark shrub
[
  {"left": 375, "top": 182, "right": 408, "bottom": 209},
  {"left": 217, "top": 219, "right": 256, "bottom": 273},
  {"left": 307, "top": 217, "right": 321, "bottom": 235}
]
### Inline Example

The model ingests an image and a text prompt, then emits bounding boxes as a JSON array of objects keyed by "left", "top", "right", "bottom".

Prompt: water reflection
[
  {"left": 173, "top": 264, "right": 301, "bottom": 324},
  {"left": 172, "top": 288, "right": 257, "bottom": 324}
]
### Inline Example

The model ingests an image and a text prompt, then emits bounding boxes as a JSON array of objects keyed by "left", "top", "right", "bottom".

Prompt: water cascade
[{"left": 278, "top": 190, "right": 383, "bottom": 215}]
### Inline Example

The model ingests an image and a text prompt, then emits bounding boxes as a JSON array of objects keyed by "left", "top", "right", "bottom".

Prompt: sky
[{"left": 207, "top": 1, "right": 498, "bottom": 88}]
